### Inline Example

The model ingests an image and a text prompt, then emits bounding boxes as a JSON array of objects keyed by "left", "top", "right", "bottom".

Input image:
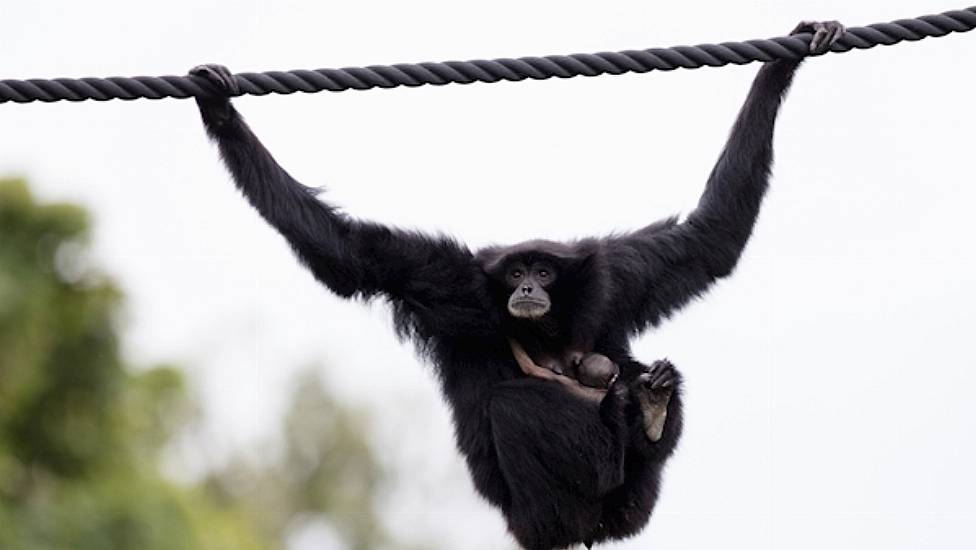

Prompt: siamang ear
[{"left": 473, "top": 247, "right": 506, "bottom": 277}]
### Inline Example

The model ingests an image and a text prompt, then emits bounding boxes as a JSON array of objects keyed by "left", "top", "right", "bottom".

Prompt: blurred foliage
[
  {"left": 0, "top": 178, "right": 408, "bottom": 550},
  {"left": 205, "top": 370, "right": 398, "bottom": 550}
]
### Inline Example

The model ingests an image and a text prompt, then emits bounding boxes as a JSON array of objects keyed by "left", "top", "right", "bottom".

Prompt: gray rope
[{"left": 2, "top": 6, "right": 974, "bottom": 104}]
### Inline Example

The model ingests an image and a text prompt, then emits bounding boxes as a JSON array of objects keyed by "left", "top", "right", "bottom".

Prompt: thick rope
[{"left": 2, "top": 6, "right": 974, "bottom": 104}]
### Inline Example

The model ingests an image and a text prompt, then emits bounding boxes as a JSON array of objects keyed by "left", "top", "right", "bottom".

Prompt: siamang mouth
[{"left": 508, "top": 299, "right": 550, "bottom": 319}]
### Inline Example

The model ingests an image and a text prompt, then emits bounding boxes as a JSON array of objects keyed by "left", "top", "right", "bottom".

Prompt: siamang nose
[{"left": 521, "top": 285, "right": 533, "bottom": 295}]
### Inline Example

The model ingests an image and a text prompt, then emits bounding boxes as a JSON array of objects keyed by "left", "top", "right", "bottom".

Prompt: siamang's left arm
[
  {"left": 606, "top": 22, "right": 843, "bottom": 334},
  {"left": 190, "top": 65, "right": 488, "bottom": 339}
]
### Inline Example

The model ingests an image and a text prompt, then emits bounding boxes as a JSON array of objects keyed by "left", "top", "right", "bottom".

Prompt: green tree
[
  {"left": 0, "top": 178, "right": 408, "bottom": 550},
  {"left": 0, "top": 178, "right": 268, "bottom": 550}
]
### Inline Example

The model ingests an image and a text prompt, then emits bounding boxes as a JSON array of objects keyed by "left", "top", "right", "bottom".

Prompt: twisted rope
[{"left": 3, "top": 6, "right": 974, "bottom": 104}]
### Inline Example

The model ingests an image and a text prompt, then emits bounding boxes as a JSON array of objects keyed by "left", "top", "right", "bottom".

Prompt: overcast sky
[{"left": 3, "top": 1, "right": 976, "bottom": 548}]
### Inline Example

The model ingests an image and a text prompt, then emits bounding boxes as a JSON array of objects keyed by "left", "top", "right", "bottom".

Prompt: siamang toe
[{"left": 644, "top": 359, "right": 680, "bottom": 391}]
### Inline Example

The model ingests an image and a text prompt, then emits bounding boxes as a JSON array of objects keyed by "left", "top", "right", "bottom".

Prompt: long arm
[
  {"left": 192, "top": 65, "right": 487, "bottom": 339},
  {"left": 607, "top": 22, "right": 843, "bottom": 334}
]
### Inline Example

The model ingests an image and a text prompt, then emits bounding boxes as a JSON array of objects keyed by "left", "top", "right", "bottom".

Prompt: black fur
[{"left": 190, "top": 21, "right": 831, "bottom": 547}]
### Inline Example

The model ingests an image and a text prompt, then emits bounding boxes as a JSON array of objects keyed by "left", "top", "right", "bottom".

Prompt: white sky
[{"left": 3, "top": 1, "right": 976, "bottom": 548}]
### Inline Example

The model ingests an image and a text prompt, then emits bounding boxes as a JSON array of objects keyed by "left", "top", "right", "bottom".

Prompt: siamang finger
[
  {"left": 190, "top": 64, "right": 240, "bottom": 96},
  {"left": 790, "top": 20, "right": 816, "bottom": 36},
  {"left": 810, "top": 26, "right": 827, "bottom": 53},
  {"left": 810, "top": 21, "right": 846, "bottom": 54},
  {"left": 826, "top": 21, "right": 846, "bottom": 46}
]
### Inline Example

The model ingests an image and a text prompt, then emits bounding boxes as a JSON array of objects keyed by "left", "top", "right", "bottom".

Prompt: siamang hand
[
  {"left": 791, "top": 20, "right": 846, "bottom": 54},
  {"left": 189, "top": 64, "right": 239, "bottom": 126}
]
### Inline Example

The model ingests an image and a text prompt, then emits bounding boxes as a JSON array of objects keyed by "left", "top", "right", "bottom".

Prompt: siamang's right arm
[{"left": 191, "top": 65, "right": 486, "bottom": 338}]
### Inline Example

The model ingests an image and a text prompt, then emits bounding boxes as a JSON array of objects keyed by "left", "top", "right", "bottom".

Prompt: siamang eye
[
  {"left": 538, "top": 270, "right": 549, "bottom": 279},
  {"left": 511, "top": 269, "right": 523, "bottom": 279}
]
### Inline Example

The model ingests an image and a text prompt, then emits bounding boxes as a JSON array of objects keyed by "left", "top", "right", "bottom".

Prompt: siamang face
[
  {"left": 476, "top": 239, "right": 591, "bottom": 325},
  {"left": 505, "top": 260, "right": 558, "bottom": 319}
]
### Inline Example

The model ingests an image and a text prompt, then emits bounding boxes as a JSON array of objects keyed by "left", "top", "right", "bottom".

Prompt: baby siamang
[{"left": 190, "top": 20, "right": 843, "bottom": 550}]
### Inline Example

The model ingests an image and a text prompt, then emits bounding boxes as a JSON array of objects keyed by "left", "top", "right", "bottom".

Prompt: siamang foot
[
  {"left": 791, "top": 20, "right": 846, "bottom": 54},
  {"left": 631, "top": 360, "right": 680, "bottom": 442},
  {"left": 189, "top": 64, "right": 239, "bottom": 126}
]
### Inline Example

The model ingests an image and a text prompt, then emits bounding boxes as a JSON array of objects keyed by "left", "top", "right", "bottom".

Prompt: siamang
[{"left": 190, "top": 20, "right": 843, "bottom": 550}]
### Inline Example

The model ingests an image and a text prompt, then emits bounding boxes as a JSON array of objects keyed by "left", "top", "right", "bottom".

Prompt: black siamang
[{"left": 190, "top": 20, "right": 843, "bottom": 550}]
